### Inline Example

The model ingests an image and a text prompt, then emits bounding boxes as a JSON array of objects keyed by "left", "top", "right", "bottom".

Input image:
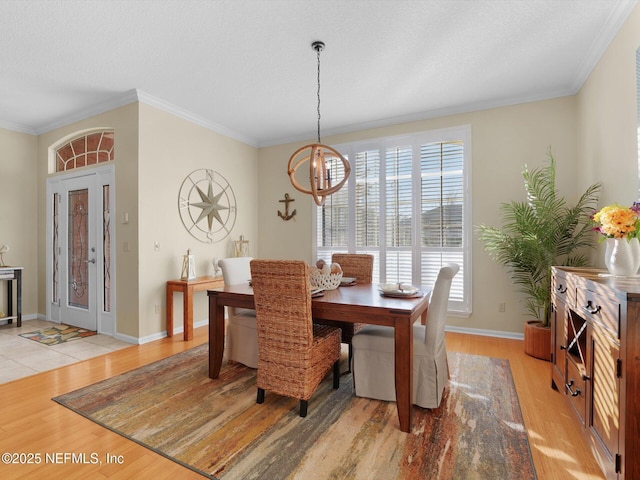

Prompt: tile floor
[{"left": 0, "top": 318, "right": 132, "bottom": 384}]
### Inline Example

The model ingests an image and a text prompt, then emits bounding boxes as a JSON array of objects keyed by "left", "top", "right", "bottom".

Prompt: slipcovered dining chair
[
  {"left": 218, "top": 257, "right": 258, "bottom": 369},
  {"left": 250, "top": 259, "right": 342, "bottom": 417},
  {"left": 314, "top": 253, "right": 373, "bottom": 371},
  {"left": 351, "top": 263, "right": 459, "bottom": 408}
]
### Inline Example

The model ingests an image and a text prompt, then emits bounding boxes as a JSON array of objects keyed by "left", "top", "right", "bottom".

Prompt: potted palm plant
[{"left": 476, "top": 149, "right": 601, "bottom": 360}]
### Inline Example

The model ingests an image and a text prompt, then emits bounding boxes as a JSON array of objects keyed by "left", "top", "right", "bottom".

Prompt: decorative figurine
[
  {"left": 212, "top": 257, "right": 221, "bottom": 276},
  {"left": 181, "top": 249, "right": 196, "bottom": 280},
  {"left": 0, "top": 244, "right": 8, "bottom": 267},
  {"left": 233, "top": 235, "right": 250, "bottom": 257}
]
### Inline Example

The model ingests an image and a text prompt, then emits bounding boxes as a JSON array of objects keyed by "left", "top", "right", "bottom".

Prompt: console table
[
  {"left": 166, "top": 275, "right": 223, "bottom": 340},
  {"left": 0, "top": 266, "right": 22, "bottom": 327}
]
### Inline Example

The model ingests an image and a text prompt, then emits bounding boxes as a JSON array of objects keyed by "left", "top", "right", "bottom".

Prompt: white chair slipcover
[
  {"left": 351, "top": 263, "right": 459, "bottom": 408},
  {"left": 218, "top": 257, "right": 258, "bottom": 369}
]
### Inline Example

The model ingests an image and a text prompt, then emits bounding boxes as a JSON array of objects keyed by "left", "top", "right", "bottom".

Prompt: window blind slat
[{"left": 355, "top": 151, "right": 380, "bottom": 248}]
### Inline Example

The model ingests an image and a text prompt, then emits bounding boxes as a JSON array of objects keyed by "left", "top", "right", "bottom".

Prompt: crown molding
[
  {"left": 258, "top": 87, "right": 576, "bottom": 148},
  {"left": 570, "top": 0, "right": 638, "bottom": 92},
  {"left": 134, "top": 90, "right": 257, "bottom": 147},
  {"left": 0, "top": 120, "right": 37, "bottom": 135},
  {"left": 11, "top": 89, "right": 257, "bottom": 147},
  {"left": 32, "top": 90, "right": 139, "bottom": 135}
]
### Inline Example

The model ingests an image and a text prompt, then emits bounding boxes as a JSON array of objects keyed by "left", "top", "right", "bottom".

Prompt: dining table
[{"left": 207, "top": 282, "right": 430, "bottom": 433}]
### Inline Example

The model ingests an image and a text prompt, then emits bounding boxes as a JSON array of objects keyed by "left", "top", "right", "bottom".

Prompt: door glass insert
[
  {"left": 56, "top": 131, "right": 114, "bottom": 172},
  {"left": 52, "top": 192, "right": 60, "bottom": 304},
  {"left": 103, "top": 185, "right": 111, "bottom": 312},
  {"left": 68, "top": 189, "right": 89, "bottom": 309}
]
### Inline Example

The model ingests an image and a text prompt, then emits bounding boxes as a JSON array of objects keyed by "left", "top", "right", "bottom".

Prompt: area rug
[
  {"left": 19, "top": 324, "right": 97, "bottom": 345},
  {"left": 53, "top": 345, "right": 537, "bottom": 480}
]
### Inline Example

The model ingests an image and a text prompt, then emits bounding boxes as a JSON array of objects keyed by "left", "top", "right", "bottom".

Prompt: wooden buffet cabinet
[{"left": 551, "top": 267, "right": 640, "bottom": 480}]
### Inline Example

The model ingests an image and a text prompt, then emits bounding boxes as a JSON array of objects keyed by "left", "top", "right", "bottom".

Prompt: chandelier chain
[{"left": 316, "top": 45, "right": 321, "bottom": 143}]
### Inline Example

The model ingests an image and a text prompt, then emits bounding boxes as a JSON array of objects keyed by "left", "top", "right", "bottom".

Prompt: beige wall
[
  {"left": 577, "top": 3, "right": 640, "bottom": 263},
  {"left": 258, "top": 97, "right": 579, "bottom": 336},
  {"left": 36, "top": 103, "right": 141, "bottom": 338},
  {"left": 0, "top": 128, "right": 38, "bottom": 319},
  {"left": 137, "top": 104, "right": 258, "bottom": 339}
]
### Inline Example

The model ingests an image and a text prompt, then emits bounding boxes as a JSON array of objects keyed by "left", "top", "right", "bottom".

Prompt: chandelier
[{"left": 287, "top": 41, "right": 350, "bottom": 206}]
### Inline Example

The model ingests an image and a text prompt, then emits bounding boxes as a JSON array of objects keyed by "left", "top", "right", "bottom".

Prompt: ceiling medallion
[
  {"left": 178, "top": 169, "right": 237, "bottom": 243},
  {"left": 287, "top": 41, "right": 350, "bottom": 206}
]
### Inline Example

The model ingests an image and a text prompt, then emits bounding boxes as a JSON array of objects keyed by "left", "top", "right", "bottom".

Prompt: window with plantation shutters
[{"left": 314, "top": 125, "right": 471, "bottom": 315}]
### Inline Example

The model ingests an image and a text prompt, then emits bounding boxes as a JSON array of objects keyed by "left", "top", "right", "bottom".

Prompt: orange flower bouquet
[{"left": 592, "top": 203, "right": 640, "bottom": 240}]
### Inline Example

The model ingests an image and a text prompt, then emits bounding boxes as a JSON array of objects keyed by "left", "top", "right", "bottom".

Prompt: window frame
[{"left": 312, "top": 125, "right": 472, "bottom": 316}]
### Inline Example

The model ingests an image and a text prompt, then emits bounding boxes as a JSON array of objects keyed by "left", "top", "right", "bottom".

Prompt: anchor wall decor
[{"left": 278, "top": 193, "right": 297, "bottom": 221}]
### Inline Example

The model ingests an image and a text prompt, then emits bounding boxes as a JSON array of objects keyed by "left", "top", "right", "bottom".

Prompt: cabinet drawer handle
[
  {"left": 556, "top": 285, "right": 567, "bottom": 294},
  {"left": 583, "top": 302, "right": 601, "bottom": 315},
  {"left": 565, "top": 380, "right": 581, "bottom": 397}
]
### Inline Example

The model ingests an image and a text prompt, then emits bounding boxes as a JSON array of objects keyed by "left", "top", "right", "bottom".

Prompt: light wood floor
[{"left": 0, "top": 328, "right": 605, "bottom": 480}]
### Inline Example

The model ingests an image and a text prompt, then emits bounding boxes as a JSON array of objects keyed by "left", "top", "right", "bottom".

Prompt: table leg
[
  {"left": 16, "top": 270, "right": 21, "bottom": 327},
  {"left": 208, "top": 294, "right": 226, "bottom": 378},
  {"left": 7, "top": 277, "right": 13, "bottom": 325},
  {"left": 184, "top": 286, "right": 193, "bottom": 341},
  {"left": 166, "top": 286, "right": 174, "bottom": 337},
  {"left": 394, "top": 317, "right": 413, "bottom": 433}
]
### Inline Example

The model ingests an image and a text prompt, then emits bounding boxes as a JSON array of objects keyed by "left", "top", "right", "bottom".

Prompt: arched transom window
[{"left": 55, "top": 130, "right": 114, "bottom": 172}]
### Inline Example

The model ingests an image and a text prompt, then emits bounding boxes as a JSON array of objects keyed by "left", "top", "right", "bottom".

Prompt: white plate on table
[
  {"left": 378, "top": 283, "right": 423, "bottom": 298},
  {"left": 340, "top": 277, "right": 357, "bottom": 286},
  {"left": 311, "top": 288, "right": 325, "bottom": 298}
]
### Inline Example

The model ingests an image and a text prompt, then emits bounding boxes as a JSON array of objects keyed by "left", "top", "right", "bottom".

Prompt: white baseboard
[
  {"left": 136, "top": 318, "right": 210, "bottom": 345},
  {"left": 445, "top": 325, "right": 524, "bottom": 340},
  {"left": 0, "top": 313, "right": 39, "bottom": 326},
  {"left": 112, "top": 332, "right": 142, "bottom": 345},
  {"left": 14, "top": 315, "right": 523, "bottom": 344}
]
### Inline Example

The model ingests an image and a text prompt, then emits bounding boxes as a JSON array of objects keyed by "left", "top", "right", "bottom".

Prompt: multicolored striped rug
[{"left": 53, "top": 345, "right": 536, "bottom": 479}]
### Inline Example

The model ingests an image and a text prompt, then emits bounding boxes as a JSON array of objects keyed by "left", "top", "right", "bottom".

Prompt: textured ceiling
[{"left": 0, "top": 0, "right": 636, "bottom": 146}]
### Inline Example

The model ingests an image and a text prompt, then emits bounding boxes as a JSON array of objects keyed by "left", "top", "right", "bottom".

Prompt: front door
[
  {"left": 60, "top": 175, "right": 97, "bottom": 330},
  {"left": 46, "top": 166, "right": 114, "bottom": 333}
]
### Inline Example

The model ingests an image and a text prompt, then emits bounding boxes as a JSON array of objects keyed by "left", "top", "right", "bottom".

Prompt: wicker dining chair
[
  {"left": 315, "top": 253, "right": 374, "bottom": 372},
  {"left": 250, "top": 259, "right": 342, "bottom": 417}
]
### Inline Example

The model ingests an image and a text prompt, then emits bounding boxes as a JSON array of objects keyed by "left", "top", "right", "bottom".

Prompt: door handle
[
  {"left": 583, "top": 301, "right": 601, "bottom": 315},
  {"left": 565, "top": 380, "right": 581, "bottom": 397},
  {"left": 85, "top": 258, "right": 96, "bottom": 264}
]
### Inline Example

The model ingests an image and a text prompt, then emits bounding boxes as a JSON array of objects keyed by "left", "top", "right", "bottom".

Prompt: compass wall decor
[{"left": 178, "top": 169, "right": 237, "bottom": 243}]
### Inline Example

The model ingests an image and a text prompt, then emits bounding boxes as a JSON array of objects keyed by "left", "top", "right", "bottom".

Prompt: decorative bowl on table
[{"left": 310, "top": 267, "right": 343, "bottom": 290}]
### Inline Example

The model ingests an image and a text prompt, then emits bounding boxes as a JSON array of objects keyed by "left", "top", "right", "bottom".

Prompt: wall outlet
[
  {"left": 154, "top": 304, "right": 161, "bottom": 314},
  {"left": 498, "top": 302, "right": 506, "bottom": 313}
]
